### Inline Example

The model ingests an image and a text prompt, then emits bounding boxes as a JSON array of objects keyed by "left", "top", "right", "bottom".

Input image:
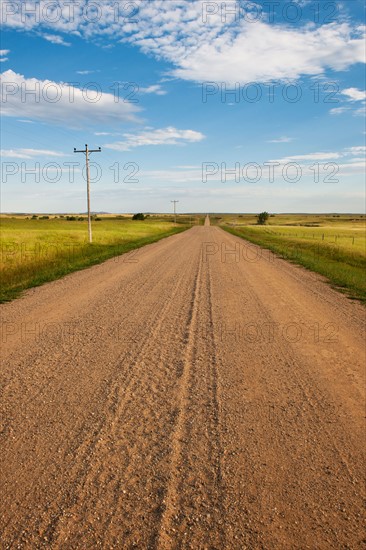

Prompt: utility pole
[
  {"left": 171, "top": 200, "right": 179, "bottom": 224},
  {"left": 74, "top": 144, "right": 101, "bottom": 243}
]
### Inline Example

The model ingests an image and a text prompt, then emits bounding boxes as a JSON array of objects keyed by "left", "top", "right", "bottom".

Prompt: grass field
[
  {"left": 217, "top": 214, "right": 366, "bottom": 302},
  {"left": 2, "top": 213, "right": 365, "bottom": 303},
  {"left": 0, "top": 215, "right": 196, "bottom": 302}
]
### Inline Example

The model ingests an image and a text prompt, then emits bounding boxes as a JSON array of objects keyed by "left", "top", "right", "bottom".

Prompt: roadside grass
[
  {"left": 216, "top": 213, "right": 365, "bottom": 229},
  {"left": 0, "top": 217, "right": 190, "bottom": 302},
  {"left": 221, "top": 221, "right": 366, "bottom": 302}
]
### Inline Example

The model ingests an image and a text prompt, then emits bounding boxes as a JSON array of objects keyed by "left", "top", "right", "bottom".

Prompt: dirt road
[{"left": 1, "top": 219, "right": 365, "bottom": 549}]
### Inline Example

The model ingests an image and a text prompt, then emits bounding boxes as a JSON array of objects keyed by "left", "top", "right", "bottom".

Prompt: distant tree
[
  {"left": 31, "top": 215, "right": 38, "bottom": 219},
  {"left": 132, "top": 213, "right": 145, "bottom": 220},
  {"left": 257, "top": 212, "right": 269, "bottom": 225}
]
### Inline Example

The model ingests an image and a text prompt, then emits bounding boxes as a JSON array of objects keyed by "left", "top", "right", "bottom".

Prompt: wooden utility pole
[
  {"left": 171, "top": 200, "right": 179, "bottom": 224},
  {"left": 74, "top": 144, "right": 101, "bottom": 243}
]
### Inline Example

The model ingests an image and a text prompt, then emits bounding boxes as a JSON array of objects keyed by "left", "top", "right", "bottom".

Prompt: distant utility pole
[
  {"left": 74, "top": 144, "right": 101, "bottom": 243},
  {"left": 171, "top": 200, "right": 179, "bottom": 224}
]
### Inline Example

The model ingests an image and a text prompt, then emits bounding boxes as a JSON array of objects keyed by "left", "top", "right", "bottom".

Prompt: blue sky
[{"left": 1, "top": 0, "right": 365, "bottom": 213}]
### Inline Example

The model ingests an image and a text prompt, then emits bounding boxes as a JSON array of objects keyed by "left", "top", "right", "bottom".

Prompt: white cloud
[
  {"left": 346, "top": 146, "right": 366, "bottom": 155},
  {"left": 1, "top": 148, "right": 65, "bottom": 159},
  {"left": 0, "top": 69, "right": 140, "bottom": 127},
  {"left": 267, "top": 136, "right": 294, "bottom": 143},
  {"left": 341, "top": 87, "right": 366, "bottom": 101},
  {"left": 171, "top": 23, "right": 365, "bottom": 84},
  {"left": 105, "top": 127, "right": 205, "bottom": 151},
  {"left": 1, "top": 1, "right": 364, "bottom": 85},
  {"left": 76, "top": 70, "right": 97, "bottom": 75},
  {"left": 330, "top": 89, "right": 365, "bottom": 115},
  {"left": 0, "top": 49, "right": 9, "bottom": 62},
  {"left": 330, "top": 107, "right": 350, "bottom": 115},
  {"left": 42, "top": 34, "right": 71, "bottom": 46},
  {"left": 271, "top": 152, "right": 342, "bottom": 163},
  {"left": 139, "top": 84, "right": 167, "bottom": 96}
]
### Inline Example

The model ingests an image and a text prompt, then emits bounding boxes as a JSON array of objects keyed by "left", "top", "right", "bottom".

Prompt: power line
[{"left": 74, "top": 144, "right": 101, "bottom": 243}]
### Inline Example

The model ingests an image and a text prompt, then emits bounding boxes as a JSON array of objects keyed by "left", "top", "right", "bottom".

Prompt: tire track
[{"left": 157, "top": 243, "right": 225, "bottom": 550}]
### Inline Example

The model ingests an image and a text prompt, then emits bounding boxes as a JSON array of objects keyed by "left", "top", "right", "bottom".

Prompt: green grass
[
  {"left": 0, "top": 216, "right": 191, "bottom": 302},
  {"left": 220, "top": 215, "right": 366, "bottom": 302},
  {"left": 2, "top": 213, "right": 364, "bottom": 303}
]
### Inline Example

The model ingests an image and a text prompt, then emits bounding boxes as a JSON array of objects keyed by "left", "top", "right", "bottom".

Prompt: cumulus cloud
[
  {"left": 0, "top": 49, "right": 9, "bottom": 62},
  {"left": 139, "top": 84, "right": 167, "bottom": 95},
  {"left": 171, "top": 22, "right": 365, "bottom": 84},
  {"left": 1, "top": 148, "right": 65, "bottom": 159},
  {"left": 1, "top": 1, "right": 364, "bottom": 84},
  {"left": 329, "top": 107, "right": 350, "bottom": 115},
  {"left": 330, "top": 89, "right": 365, "bottom": 116},
  {"left": 341, "top": 87, "right": 366, "bottom": 101},
  {"left": 0, "top": 69, "right": 140, "bottom": 127},
  {"left": 105, "top": 126, "right": 205, "bottom": 151},
  {"left": 42, "top": 34, "right": 71, "bottom": 46}
]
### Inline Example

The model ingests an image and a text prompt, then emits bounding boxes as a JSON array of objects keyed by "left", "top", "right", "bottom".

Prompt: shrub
[
  {"left": 132, "top": 213, "right": 145, "bottom": 221},
  {"left": 257, "top": 212, "right": 270, "bottom": 225}
]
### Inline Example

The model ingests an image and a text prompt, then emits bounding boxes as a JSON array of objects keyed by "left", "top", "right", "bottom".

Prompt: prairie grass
[
  {"left": 0, "top": 216, "right": 190, "bottom": 302},
  {"left": 221, "top": 215, "right": 366, "bottom": 301}
]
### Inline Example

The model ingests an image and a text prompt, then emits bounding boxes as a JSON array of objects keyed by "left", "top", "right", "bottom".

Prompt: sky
[{"left": 0, "top": 0, "right": 365, "bottom": 213}]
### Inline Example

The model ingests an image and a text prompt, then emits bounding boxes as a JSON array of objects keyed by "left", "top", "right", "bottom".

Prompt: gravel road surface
[{"left": 1, "top": 218, "right": 365, "bottom": 549}]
